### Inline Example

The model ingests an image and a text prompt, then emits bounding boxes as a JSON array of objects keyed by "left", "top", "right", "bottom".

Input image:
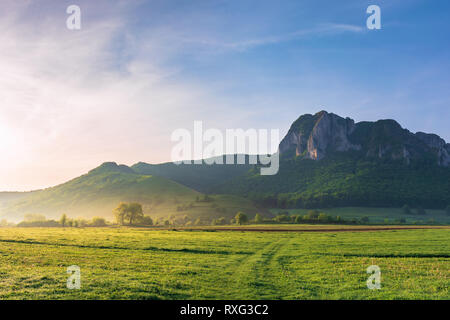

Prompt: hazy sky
[{"left": 1, "top": 0, "right": 449, "bottom": 191}]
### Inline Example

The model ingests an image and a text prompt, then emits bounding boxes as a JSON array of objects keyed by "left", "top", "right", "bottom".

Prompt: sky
[{"left": 0, "top": 0, "right": 449, "bottom": 191}]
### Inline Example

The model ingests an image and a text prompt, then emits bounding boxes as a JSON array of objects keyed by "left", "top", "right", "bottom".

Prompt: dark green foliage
[
  {"left": 217, "top": 153, "right": 450, "bottom": 209},
  {"left": 253, "top": 213, "right": 263, "bottom": 223},
  {"left": 360, "top": 216, "right": 370, "bottom": 223},
  {"left": 132, "top": 156, "right": 252, "bottom": 192},
  {"left": 16, "top": 220, "right": 60, "bottom": 227},
  {"left": 446, "top": 205, "right": 450, "bottom": 216},
  {"left": 235, "top": 212, "right": 248, "bottom": 225},
  {"left": 402, "top": 205, "right": 412, "bottom": 215},
  {"left": 416, "top": 206, "right": 427, "bottom": 215}
]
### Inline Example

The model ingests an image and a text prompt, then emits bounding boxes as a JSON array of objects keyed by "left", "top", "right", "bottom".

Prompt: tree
[
  {"left": 235, "top": 212, "right": 248, "bottom": 225},
  {"left": 60, "top": 214, "right": 67, "bottom": 227},
  {"left": 141, "top": 216, "right": 153, "bottom": 226},
  {"left": 114, "top": 202, "right": 128, "bottom": 225},
  {"left": 126, "top": 203, "right": 144, "bottom": 225},
  {"left": 402, "top": 204, "right": 412, "bottom": 215},
  {"left": 446, "top": 205, "right": 450, "bottom": 216},
  {"left": 318, "top": 213, "right": 330, "bottom": 223},
  {"left": 113, "top": 202, "right": 144, "bottom": 225},
  {"left": 254, "top": 213, "right": 263, "bottom": 224},
  {"left": 360, "top": 216, "right": 370, "bottom": 224},
  {"left": 307, "top": 210, "right": 320, "bottom": 220}
]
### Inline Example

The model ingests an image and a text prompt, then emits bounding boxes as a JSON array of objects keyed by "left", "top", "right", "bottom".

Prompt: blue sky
[{"left": 0, "top": 0, "right": 449, "bottom": 190}]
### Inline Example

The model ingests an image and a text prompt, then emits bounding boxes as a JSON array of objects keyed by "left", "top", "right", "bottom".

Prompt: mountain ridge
[{"left": 279, "top": 110, "right": 450, "bottom": 166}]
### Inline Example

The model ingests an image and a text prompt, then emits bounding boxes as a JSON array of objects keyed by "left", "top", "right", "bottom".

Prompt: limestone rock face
[
  {"left": 279, "top": 110, "right": 450, "bottom": 167},
  {"left": 306, "top": 111, "right": 360, "bottom": 160},
  {"left": 415, "top": 132, "right": 450, "bottom": 166}
]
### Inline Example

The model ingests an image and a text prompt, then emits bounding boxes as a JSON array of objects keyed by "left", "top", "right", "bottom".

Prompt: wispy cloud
[{"left": 180, "top": 23, "right": 365, "bottom": 51}]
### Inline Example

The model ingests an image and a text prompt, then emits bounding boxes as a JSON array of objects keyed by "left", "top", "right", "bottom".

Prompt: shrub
[
  {"left": 360, "top": 216, "right": 370, "bottom": 224},
  {"left": 213, "top": 217, "right": 227, "bottom": 225},
  {"left": 91, "top": 217, "right": 107, "bottom": 227},
  {"left": 235, "top": 212, "right": 248, "bottom": 225},
  {"left": 253, "top": 213, "right": 263, "bottom": 224},
  {"left": 318, "top": 213, "right": 330, "bottom": 222},
  {"left": 140, "top": 216, "right": 153, "bottom": 226},
  {"left": 307, "top": 210, "right": 320, "bottom": 219},
  {"left": 274, "top": 214, "right": 290, "bottom": 223}
]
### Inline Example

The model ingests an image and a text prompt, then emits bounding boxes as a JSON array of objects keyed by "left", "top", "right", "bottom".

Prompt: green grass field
[
  {"left": 0, "top": 227, "right": 448, "bottom": 299},
  {"left": 272, "top": 207, "right": 450, "bottom": 224}
]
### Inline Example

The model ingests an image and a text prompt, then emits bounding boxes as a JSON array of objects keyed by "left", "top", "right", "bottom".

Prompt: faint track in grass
[
  {"left": 228, "top": 237, "right": 290, "bottom": 299},
  {"left": 0, "top": 238, "right": 247, "bottom": 255}
]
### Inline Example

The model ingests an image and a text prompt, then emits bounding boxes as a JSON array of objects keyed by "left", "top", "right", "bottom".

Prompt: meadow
[
  {"left": 272, "top": 207, "right": 450, "bottom": 224},
  {"left": 0, "top": 226, "right": 448, "bottom": 299}
]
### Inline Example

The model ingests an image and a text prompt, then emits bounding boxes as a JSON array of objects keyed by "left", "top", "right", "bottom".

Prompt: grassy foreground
[{"left": 0, "top": 227, "right": 448, "bottom": 299}]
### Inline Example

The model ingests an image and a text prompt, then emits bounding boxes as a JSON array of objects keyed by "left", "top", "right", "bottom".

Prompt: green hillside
[
  {"left": 132, "top": 155, "right": 252, "bottom": 192},
  {"left": 214, "top": 153, "right": 450, "bottom": 209},
  {"left": 0, "top": 162, "right": 262, "bottom": 222},
  {"left": 0, "top": 162, "right": 199, "bottom": 221}
]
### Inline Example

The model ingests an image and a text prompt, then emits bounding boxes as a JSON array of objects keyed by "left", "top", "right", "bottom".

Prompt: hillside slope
[
  {"left": 0, "top": 162, "right": 262, "bottom": 222},
  {"left": 132, "top": 155, "right": 253, "bottom": 192},
  {"left": 0, "top": 162, "right": 199, "bottom": 221}
]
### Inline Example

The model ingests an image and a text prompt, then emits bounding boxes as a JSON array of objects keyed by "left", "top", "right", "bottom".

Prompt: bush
[
  {"left": 274, "top": 214, "right": 290, "bottom": 223},
  {"left": 17, "top": 220, "right": 60, "bottom": 227},
  {"left": 307, "top": 210, "right": 320, "bottom": 219},
  {"left": 253, "top": 213, "right": 263, "bottom": 224},
  {"left": 318, "top": 213, "right": 330, "bottom": 222},
  {"left": 360, "top": 216, "right": 370, "bottom": 224},
  {"left": 140, "top": 216, "right": 153, "bottom": 226},
  {"left": 90, "top": 217, "right": 107, "bottom": 227},
  {"left": 235, "top": 212, "right": 248, "bottom": 225},
  {"left": 212, "top": 217, "right": 227, "bottom": 225}
]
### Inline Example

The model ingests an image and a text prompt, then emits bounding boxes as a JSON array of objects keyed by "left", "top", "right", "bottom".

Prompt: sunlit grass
[{"left": 0, "top": 227, "right": 448, "bottom": 299}]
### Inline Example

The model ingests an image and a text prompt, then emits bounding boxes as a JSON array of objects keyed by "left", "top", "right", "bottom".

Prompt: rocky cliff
[{"left": 279, "top": 110, "right": 450, "bottom": 166}]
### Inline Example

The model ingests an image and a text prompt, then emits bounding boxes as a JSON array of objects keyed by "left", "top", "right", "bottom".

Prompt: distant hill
[
  {"left": 132, "top": 155, "right": 253, "bottom": 193},
  {"left": 0, "top": 162, "right": 262, "bottom": 222},
  {"left": 0, "top": 162, "right": 196, "bottom": 221}
]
